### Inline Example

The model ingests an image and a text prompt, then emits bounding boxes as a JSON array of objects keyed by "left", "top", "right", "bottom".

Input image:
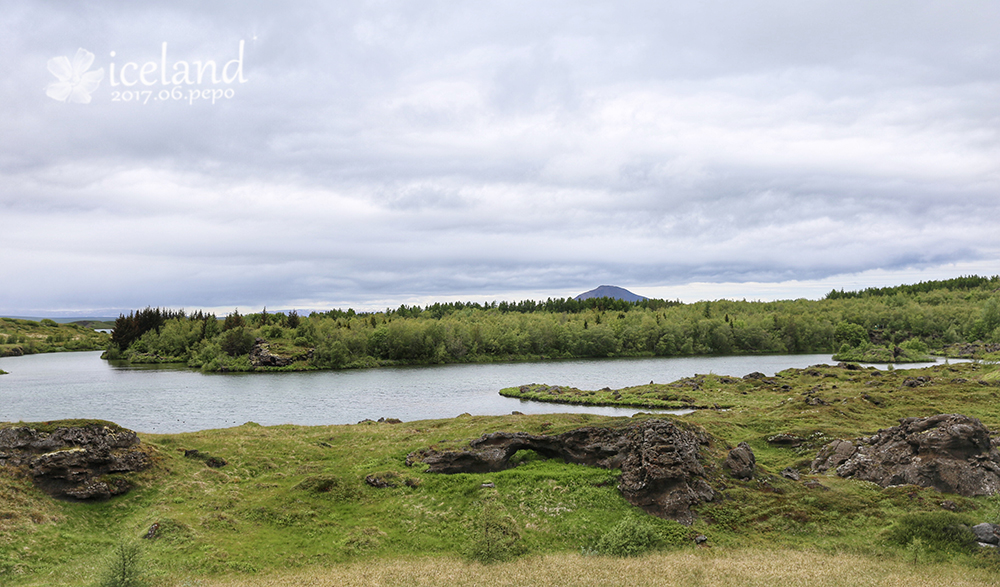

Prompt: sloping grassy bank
[{"left": 4, "top": 361, "right": 1000, "bottom": 586}]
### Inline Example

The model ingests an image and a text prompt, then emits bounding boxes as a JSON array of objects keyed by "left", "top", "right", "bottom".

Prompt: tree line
[
  {"left": 103, "top": 276, "right": 1000, "bottom": 371},
  {"left": 824, "top": 275, "right": 999, "bottom": 300}
]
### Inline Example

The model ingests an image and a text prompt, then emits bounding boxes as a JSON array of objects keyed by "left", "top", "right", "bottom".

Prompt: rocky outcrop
[
  {"left": 811, "top": 414, "right": 1000, "bottom": 496},
  {"left": 724, "top": 442, "right": 755, "bottom": 479},
  {"left": 407, "top": 419, "right": 715, "bottom": 525},
  {"left": 249, "top": 338, "right": 295, "bottom": 367},
  {"left": 0, "top": 422, "right": 150, "bottom": 500}
]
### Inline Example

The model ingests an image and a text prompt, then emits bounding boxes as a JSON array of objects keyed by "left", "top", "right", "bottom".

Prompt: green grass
[{"left": 4, "top": 362, "right": 1000, "bottom": 585}]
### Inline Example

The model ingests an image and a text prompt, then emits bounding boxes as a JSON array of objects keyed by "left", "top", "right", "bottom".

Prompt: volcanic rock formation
[
  {"left": 811, "top": 413, "right": 1000, "bottom": 496},
  {"left": 0, "top": 422, "right": 150, "bottom": 500},
  {"left": 407, "top": 419, "right": 715, "bottom": 524}
]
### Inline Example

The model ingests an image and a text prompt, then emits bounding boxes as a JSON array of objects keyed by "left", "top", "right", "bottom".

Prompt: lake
[{"left": 0, "top": 351, "right": 951, "bottom": 433}]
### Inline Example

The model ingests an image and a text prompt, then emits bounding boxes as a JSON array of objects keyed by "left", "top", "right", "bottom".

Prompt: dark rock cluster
[
  {"left": 407, "top": 419, "right": 716, "bottom": 524},
  {"left": 0, "top": 423, "right": 150, "bottom": 500},
  {"left": 249, "top": 338, "right": 295, "bottom": 367},
  {"left": 811, "top": 413, "right": 1000, "bottom": 496}
]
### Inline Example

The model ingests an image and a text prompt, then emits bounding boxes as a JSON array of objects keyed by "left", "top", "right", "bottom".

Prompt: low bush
[
  {"left": 465, "top": 496, "right": 523, "bottom": 564},
  {"left": 881, "top": 511, "right": 977, "bottom": 559},
  {"left": 590, "top": 516, "right": 661, "bottom": 557},
  {"left": 95, "top": 539, "right": 147, "bottom": 587}
]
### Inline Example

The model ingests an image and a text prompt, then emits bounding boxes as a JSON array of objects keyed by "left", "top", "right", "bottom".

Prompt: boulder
[
  {"left": 365, "top": 474, "right": 394, "bottom": 488},
  {"left": 972, "top": 523, "right": 1000, "bottom": 545},
  {"left": 811, "top": 414, "right": 1000, "bottom": 496},
  {"left": 767, "top": 433, "right": 803, "bottom": 447},
  {"left": 724, "top": 442, "right": 755, "bottom": 479},
  {"left": 811, "top": 439, "right": 856, "bottom": 472},
  {"left": 781, "top": 467, "right": 801, "bottom": 481},
  {"left": 0, "top": 422, "right": 150, "bottom": 500},
  {"left": 408, "top": 419, "right": 715, "bottom": 525}
]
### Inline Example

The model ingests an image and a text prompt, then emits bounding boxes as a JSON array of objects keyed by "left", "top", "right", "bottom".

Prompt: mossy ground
[{"left": 4, "top": 361, "right": 1000, "bottom": 585}]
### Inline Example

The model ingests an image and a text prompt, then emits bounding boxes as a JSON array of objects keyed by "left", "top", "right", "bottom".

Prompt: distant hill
[
  {"left": 2, "top": 316, "right": 117, "bottom": 324},
  {"left": 574, "top": 285, "right": 647, "bottom": 302}
]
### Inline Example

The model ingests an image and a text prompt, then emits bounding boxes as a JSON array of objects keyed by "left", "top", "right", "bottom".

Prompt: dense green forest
[
  {"left": 0, "top": 318, "right": 110, "bottom": 357},
  {"left": 103, "top": 276, "right": 1000, "bottom": 372}
]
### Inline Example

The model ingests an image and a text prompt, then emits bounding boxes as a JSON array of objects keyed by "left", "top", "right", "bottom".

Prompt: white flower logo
[{"left": 46, "top": 48, "right": 104, "bottom": 103}]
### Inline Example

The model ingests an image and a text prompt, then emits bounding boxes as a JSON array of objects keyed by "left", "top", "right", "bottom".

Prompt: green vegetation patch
[
  {"left": 0, "top": 317, "right": 109, "bottom": 358},
  {"left": 882, "top": 511, "right": 979, "bottom": 561},
  {"left": 501, "top": 373, "right": 780, "bottom": 410},
  {"left": 832, "top": 336, "right": 932, "bottom": 363}
]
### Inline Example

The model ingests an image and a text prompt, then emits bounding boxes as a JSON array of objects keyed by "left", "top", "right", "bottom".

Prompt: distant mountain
[{"left": 574, "top": 285, "right": 647, "bottom": 302}]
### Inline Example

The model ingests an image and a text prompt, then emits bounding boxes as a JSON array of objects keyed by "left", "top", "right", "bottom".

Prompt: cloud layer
[{"left": 3, "top": 1, "right": 998, "bottom": 315}]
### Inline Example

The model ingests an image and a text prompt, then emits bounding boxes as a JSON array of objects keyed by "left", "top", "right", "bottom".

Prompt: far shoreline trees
[{"left": 103, "top": 276, "right": 1000, "bottom": 372}]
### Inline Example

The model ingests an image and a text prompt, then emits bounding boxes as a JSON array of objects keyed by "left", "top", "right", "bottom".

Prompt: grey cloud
[{"left": 2, "top": 1, "right": 999, "bottom": 315}]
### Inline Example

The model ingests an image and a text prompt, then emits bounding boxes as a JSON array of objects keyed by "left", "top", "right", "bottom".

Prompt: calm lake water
[{"left": 0, "top": 351, "right": 950, "bottom": 434}]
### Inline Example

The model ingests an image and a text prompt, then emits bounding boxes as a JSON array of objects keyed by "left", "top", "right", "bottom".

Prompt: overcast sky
[{"left": 2, "top": 1, "right": 998, "bottom": 316}]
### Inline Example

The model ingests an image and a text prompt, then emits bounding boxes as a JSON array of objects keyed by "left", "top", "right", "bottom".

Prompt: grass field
[{"left": 191, "top": 550, "right": 1000, "bottom": 587}]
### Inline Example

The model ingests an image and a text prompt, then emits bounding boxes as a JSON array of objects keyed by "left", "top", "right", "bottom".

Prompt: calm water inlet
[{"left": 0, "top": 352, "right": 947, "bottom": 433}]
